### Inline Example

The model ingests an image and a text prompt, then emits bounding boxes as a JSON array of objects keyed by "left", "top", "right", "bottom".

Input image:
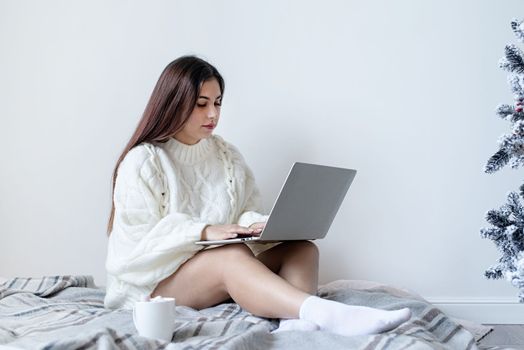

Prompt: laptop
[{"left": 195, "top": 162, "right": 357, "bottom": 246}]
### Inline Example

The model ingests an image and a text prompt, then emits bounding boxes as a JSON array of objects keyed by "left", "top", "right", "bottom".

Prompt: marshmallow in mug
[{"left": 140, "top": 295, "right": 171, "bottom": 302}]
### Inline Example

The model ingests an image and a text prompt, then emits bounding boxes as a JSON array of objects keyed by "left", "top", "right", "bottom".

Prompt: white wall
[{"left": 2, "top": 0, "right": 524, "bottom": 322}]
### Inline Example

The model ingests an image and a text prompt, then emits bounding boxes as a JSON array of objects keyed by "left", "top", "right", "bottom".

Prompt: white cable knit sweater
[{"left": 104, "top": 135, "right": 270, "bottom": 309}]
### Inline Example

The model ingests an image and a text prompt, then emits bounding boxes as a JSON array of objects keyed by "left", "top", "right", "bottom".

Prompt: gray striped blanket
[{"left": 0, "top": 276, "right": 481, "bottom": 349}]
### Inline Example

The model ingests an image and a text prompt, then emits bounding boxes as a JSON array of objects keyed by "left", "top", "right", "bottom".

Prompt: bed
[{"left": 0, "top": 275, "right": 490, "bottom": 349}]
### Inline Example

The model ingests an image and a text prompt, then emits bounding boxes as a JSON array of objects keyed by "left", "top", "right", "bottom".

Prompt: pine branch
[
  {"left": 515, "top": 120, "right": 524, "bottom": 135},
  {"left": 507, "top": 191, "right": 524, "bottom": 215},
  {"left": 508, "top": 74, "right": 524, "bottom": 97},
  {"left": 496, "top": 103, "right": 524, "bottom": 123},
  {"left": 511, "top": 19, "right": 524, "bottom": 44},
  {"left": 485, "top": 264, "right": 503, "bottom": 279},
  {"left": 511, "top": 155, "right": 524, "bottom": 169},
  {"left": 500, "top": 45, "right": 524, "bottom": 74},
  {"left": 514, "top": 254, "right": 524, "bottom": 303},
  {"left": 510, "top": 111, "right": 524, "bottom": 124},
  {"left": 485, "top": 148, "right": 510, "bottom": 173},
  {"left": 507, "top": 192, "right": 524, "bottom": 231},
  {"left": 496, "top": 127, "right": 524, "bottom": 170},
  {"left": 496, "top": 103, "right": 516, "bottom": 119},
  {"left": 481, "top": 226, "right": 505, "bottom": 239},
  {"left": 498, "top": 242, "right": 518, "bottom": 268},
  {"left": 511, "top": 227, "right": 524, "bottom": 252},
  {"left": 485, "top": 209, "right": 512, "bottom": 228}
]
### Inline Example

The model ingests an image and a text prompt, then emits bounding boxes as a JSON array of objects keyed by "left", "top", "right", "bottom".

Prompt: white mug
[{"left": 133, "top": 297, "right": 176, "bottom": 341}]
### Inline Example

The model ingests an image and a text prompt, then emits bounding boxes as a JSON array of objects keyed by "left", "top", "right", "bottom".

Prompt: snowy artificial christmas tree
[{"left": 481, "top": 18, "right": 524, "bottom": 302}]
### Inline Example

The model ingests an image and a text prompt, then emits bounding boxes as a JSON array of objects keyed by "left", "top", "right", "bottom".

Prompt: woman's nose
[{"left": 208, "top": 107, "right": 218, "bottom": 119}]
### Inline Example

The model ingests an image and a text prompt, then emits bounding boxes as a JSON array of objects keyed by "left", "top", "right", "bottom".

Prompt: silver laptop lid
[{"left": 259, "top": 162, "right": 356, "bottom": 241}]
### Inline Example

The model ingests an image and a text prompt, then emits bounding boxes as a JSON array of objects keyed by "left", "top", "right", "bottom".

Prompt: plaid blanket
[{"left": 0, "top": 276, "right": 481, "bottom": 349}]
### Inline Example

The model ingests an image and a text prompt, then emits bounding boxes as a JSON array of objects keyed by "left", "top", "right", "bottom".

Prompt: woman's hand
[
  {"left": 201, "top": 224, "right": 255, "bottom": 241},
  {"left": 249, "top": 222, "right": 266, "bottom": 234}
]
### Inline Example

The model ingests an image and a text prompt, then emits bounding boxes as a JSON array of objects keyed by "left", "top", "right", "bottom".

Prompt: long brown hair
[{"left": 106, "top": 55, "right": 225, "bottom": 235}]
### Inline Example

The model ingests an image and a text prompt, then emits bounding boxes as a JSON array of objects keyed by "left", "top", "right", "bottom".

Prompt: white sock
[
  {"left": 271, "top": 318, "right": 320, "bottom": 333},
  {"left": 299, "top": 296, "right": 411, "bottom": 337}
]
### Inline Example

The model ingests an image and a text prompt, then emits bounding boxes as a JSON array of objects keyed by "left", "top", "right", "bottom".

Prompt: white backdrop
[{"left": 2, "top": 0, "right": 524, "bottom": 320}]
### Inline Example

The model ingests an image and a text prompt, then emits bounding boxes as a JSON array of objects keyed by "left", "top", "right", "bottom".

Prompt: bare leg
[
  {"left": 152, "top": 244, "right": 309, "bottom": 319},
  {"left": 153, "top": 242, "right": 412, "bottom": 337},
  {"left": 256, "top": 241, "right": 319, "bottom": 295},
  {"left": 255, "top": 241, "right": 320, "bottom": 332}
]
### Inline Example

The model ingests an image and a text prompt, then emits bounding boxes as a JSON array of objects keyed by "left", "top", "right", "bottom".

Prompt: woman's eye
[{"left": 196, "top": 102, "right": 220, "bottom": 107}]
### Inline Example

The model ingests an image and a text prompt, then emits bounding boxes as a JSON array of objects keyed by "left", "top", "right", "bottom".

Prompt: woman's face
[{"left": 175, "top": 78, "right": 222, "bottom": 145}]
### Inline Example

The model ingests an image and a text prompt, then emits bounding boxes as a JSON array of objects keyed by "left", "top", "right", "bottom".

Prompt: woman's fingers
[
  {"left": 229, "top": 225, "right": 253, "bottom": 234},
  {"left": 249, "top": 222, "right": 266, "bottom": 230}
]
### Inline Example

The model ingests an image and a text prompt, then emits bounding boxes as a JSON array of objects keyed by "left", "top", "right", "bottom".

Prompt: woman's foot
[
  {"left": 299, "top": 296, "right": 412, "bottom": 337},
  {"left": 271, "top": 318, "right": 320, "bottom": 333}
]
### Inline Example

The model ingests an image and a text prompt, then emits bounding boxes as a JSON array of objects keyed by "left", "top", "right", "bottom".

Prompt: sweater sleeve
[
  {"left": 224, "top": 141, "right": 278, "bottom": 256},
  {"left": 236, "top": 169, "right": 270, "bottom": 228},
  {"left": 224, "top": 143, "right": 269, "bottom": 228},
  {"left": 105, "top": 145, "right": 207, "bottom": 287}
]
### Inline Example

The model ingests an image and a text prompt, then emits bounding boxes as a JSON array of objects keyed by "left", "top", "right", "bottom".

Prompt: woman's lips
[{"left": 202, "top": 124, "right": 215, "bottom": 129}]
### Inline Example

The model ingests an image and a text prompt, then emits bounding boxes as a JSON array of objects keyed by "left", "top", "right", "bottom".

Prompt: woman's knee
[{"left": 287, "top": 240, "right": 319, "bottom": 260}]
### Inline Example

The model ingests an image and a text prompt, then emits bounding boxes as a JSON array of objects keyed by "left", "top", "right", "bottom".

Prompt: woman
[{"left": 104, "top": 55, "right": 411, "bottom": 336}]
